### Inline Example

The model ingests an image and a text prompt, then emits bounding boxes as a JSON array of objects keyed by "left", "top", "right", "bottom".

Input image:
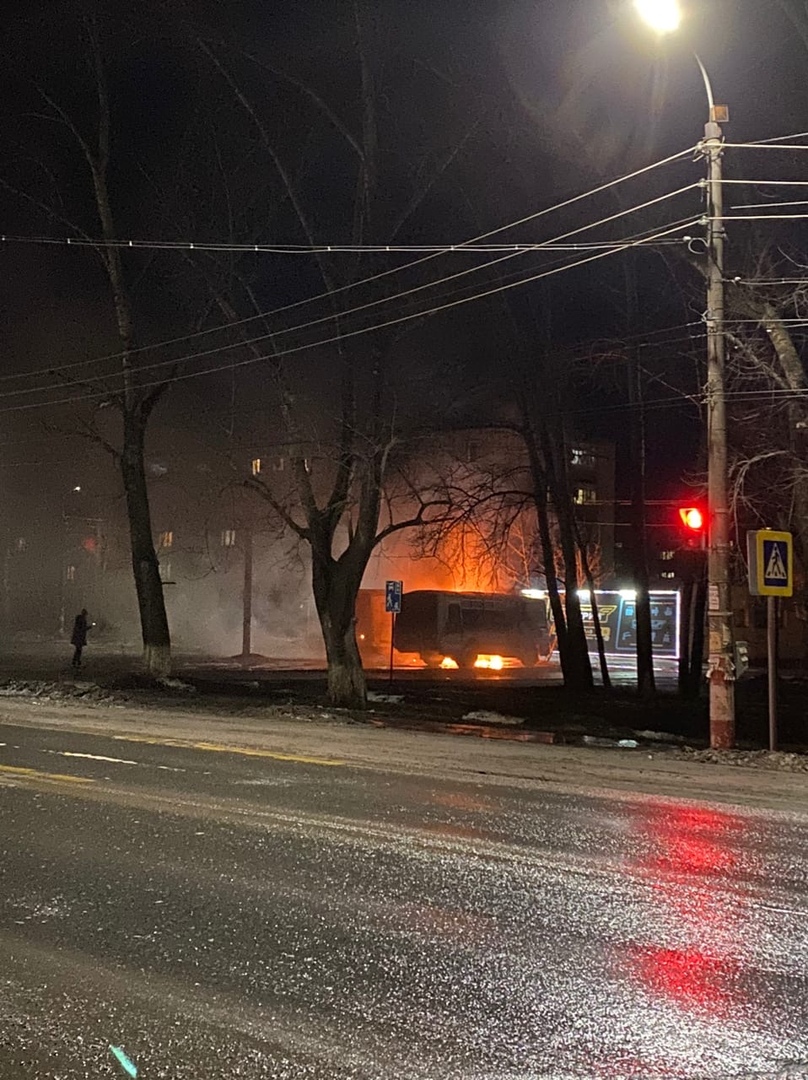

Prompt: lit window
[
  {"left": 251, "top": 458, "right": 262, "bottom": 476},
  {"left": 66, "top": 565, "right": 76, "bottom": 581},
  {"left": 661, "top": 571, "right": 676, "bottom": 579},
  {"left": 221, "top": 529, "right": 237, "bottom": 547},
  {"left": 15, "top": 537, "right": 26, "bottom": 552},
  {"left": 158, "top": 530, "right": 173, "bottom": 550},
  {"left": 660, "top": 550, "right": 675, "bottom": 561},
  {"left": 571, "top": 447, "right": 597, "bottom": 469},
  {"left": 573, "top": 486, "right": 597, "bottom": 505}
]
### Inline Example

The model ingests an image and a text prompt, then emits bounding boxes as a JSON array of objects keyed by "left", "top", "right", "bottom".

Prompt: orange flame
[{"left": 474, "top": 654, "right": 504, "bottom": 670}]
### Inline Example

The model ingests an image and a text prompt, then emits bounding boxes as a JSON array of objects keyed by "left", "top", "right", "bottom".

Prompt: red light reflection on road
[
  {"left": 622, "top": 801, "right": 747, "bottom": 1020},
  {"left": 629, "top": 944, "right": 738, "bottom": 1015},
  {"left": 642, "top": 805, "right": 738, "bottom": 877}
]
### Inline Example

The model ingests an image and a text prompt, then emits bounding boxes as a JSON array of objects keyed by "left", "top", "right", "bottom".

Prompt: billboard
[{"left": 577, "top": 591, "right": 679, "bottom": 659}]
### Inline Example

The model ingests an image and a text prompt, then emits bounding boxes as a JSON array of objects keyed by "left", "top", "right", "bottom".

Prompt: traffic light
[
  {"left": 678, "top": 507, "right": 705, "bottom": 532},
  {"left": 677, "top": 506, "right": 706, "bottom": 552}
]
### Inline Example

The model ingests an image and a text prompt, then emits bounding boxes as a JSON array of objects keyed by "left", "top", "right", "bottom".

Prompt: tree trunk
[
  {"left": 121, "top": 411, "right": 171, "bottom": 677},
  {"left": 575, "top": 522, "right": 611, "bottom": 690},
  {"left": 522, "top": 423, "right": 568, "bottom": 663},
  {"left": 688, "top": 577, "right": 708, "bottom": 700},
  {"left": 556, "top": 507, "right": 594, "bottom": 691},
  {"left": 312, "top": 553, "right": 367, "bottom": 709},
  {"left": 535, "top": 485, "right": 566, "bottom": 656},
  {"left": 542, "top": 424, "right": 593, "bottom": 692},
  {"left": 678, "top": 578, "right": 694, "bottom": 694},
  {"left": 757, "top": 303, "right": 808, "bottom": 662},
  {"left": 82, "top": 39, "right": 173, "bottom": 678},
  {"left": 628, "top": 355, "right": 655, "bottom": 698}
]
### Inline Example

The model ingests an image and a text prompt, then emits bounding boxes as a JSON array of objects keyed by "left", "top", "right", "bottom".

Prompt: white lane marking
[
  {"left": 39, "top": 749, "right": 185, "bottom": 773},
  {"left": 41, "top": 750, "right": 139, "bottom": 766}
]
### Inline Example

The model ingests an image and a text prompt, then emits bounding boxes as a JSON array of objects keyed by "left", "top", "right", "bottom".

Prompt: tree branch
[{"left": 245, "top": 475, "right": 309, "bottom": 540}]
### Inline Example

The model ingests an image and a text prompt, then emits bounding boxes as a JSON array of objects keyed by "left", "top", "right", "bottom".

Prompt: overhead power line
[
  {"left": 730, "top": 201, "right": 808, "bottom": 211},
  {"left": 745, "top": 131, "right": 808, "bottom": 145},
  {"left": 0, "top": 235, "right": 691, "bottom": 254},
  {"left": 719, "top": 178, "right": 808, "bottom": 185},
  {"left": 720, "top": 214, "right": 808, "bottom": 222},
  {"left": 0, "top": 187, "right": 701, "bottom": 401},
  {"left": 0, "top": 217, "right": 700, "bottom": 417},
  {"left": 0, "top": 143, "right": 699, "bottom": 386},
  {"left": 724, "top": 142, "right": 808, "bottom": 151},
  {"left": 728, "top": 278, "right": 808, "bottom": 286}
]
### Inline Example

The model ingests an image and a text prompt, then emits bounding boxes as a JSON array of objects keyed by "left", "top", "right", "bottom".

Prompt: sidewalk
[{"left": 0, "top": 694, "right": 806, "bottom": 815}]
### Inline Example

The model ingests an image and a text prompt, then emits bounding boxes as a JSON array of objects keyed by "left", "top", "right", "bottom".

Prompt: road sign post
[
  {"left": 768, "top": 596, "right": 778, "bottom": 752},
  {"left": 747, "top": 530, "right": 793, "bottom": 752},
  {"left": 385, "top": 581, "right": 403, "bottom": 685}
]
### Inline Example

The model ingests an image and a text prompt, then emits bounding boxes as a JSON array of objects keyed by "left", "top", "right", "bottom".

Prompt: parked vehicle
[{"left": 393, "top": 589, "right": 551, "bottom": 668}]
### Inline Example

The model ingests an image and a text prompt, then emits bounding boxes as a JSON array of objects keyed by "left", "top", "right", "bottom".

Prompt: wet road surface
[{"left": 0, "top": 719, "right": 807, "bottom": 1078}]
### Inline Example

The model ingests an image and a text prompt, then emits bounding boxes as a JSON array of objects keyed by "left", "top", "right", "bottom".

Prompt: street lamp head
[{"left": 634, "top": 0, "right": 682, "bottom": 35}]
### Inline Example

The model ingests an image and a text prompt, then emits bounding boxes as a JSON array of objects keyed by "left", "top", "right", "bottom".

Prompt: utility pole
[
  {"left": 702, "top": 96, "right": 735, "bottom": 748},
  {"left": 631, "top": 0, "right": 735, "bottom": 745},
  {"left": 241, "top": 525, "right": 253, "bottom": 660}
]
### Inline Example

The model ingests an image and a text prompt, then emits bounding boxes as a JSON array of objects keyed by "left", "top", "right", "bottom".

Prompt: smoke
[{"left": 87, "top": 531, "right": 323, "bottom": 660}]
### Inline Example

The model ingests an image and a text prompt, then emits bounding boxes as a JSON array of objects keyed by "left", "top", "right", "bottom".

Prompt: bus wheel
[{"left": 421, "top": 653, "right": 444, "bottom": 668}]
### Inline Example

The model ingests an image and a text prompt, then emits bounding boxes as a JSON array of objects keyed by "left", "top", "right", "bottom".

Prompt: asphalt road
[{"left": 1, "top": 720, "right": 807, "bottom": 1079}]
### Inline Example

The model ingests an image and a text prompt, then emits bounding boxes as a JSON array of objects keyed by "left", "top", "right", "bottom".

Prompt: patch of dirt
[
  {"left": 674, "top": 746, "right": 808, "bottom": 772},
  {"left": 0, "top": 679, "right": 121, "bottom": 707}
]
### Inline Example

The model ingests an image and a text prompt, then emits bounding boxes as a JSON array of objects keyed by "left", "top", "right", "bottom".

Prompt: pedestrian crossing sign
[{"left": 747, "top": 529, "right": 793, "bottom": 597}]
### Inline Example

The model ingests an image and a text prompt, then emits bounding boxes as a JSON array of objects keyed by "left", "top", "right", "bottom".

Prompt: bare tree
[
  {"left": 725, "top": 262, "right": 808, "bottom": 597},
  {"left": 1, "top": 17, "right": 173, "bottom": 674},
  {"left": 410, "top": 419, "right": 602, "bottom": 688},
  {"left": 189, "top": 3, "right": 476, "bottom": 706},
  {"left": 518, "top": 365, "right": 594, "bottom": 691}
]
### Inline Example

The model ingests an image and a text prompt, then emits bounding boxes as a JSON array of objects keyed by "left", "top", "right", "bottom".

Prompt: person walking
[{"left": 71, "top": 609, "right": 89, "bottom": 670}]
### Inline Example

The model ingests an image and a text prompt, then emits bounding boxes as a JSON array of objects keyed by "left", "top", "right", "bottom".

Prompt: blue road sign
[
  {"left": 747, "top": 530, "right": 793, "bottom": 597},
  {"left": 385, "top": 580, "right": 403, "bottom": 613},
  {"left": 762, "top": 539, "right": 788, "bottom": 588}
]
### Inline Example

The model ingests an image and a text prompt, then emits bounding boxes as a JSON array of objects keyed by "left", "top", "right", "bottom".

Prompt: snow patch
[
  {"left": 156, "top": 676, "right": 196, "bottom": 693},
  {"left": 461, "top": 710, "right": 522, "bottom": 727}
]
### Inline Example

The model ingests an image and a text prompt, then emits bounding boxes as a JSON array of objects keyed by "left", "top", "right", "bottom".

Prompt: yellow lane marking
[
  {"left": 0, "top": 763, "right": 94, "bottom": 785},
  {"left": 111, "top": 734, "right": 344, "bottom": 768}
]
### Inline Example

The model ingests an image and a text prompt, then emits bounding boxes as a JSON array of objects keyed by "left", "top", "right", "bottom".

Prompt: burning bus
[{"left": 390, "top": 589, "right": 552, "bottom": 669}]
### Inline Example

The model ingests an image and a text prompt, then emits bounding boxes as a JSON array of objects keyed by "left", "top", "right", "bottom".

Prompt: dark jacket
[{"left": 71, "top": 613, "right": 88, "bottom": 648}]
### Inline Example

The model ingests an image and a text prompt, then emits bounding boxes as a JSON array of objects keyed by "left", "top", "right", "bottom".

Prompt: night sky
[{"left": 0, "top": 0, "right": 806, "bottom": 516}]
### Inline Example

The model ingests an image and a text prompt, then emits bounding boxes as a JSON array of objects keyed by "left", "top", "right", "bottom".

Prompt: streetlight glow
[{"left": 633, "top": 0, "right": 682, "bottom": 34}]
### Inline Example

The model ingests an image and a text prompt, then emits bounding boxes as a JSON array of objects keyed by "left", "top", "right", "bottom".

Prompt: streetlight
[
  {"left": 635, "top": 1, "right": 735, "bottom": 748},
  {"left": 633, "top": 0, "right": 681, "bottom": 35}
]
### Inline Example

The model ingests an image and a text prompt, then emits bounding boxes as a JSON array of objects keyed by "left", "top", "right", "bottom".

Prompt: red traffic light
[{"left": 679, "top": 507, "right": 704, "bottom": 531}]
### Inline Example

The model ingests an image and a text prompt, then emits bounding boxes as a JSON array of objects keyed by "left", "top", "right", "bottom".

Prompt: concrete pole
[
  {"left": 703, "top": 114, "right": 736, "bottom": 748},
  {"left": 241, "top": 526, "right": 253, "bottom": 659}
]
